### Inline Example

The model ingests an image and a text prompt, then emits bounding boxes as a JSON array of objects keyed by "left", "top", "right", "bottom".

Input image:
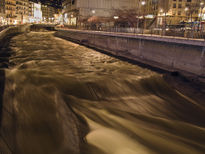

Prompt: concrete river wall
[
  {"left": 55, "top": 29, "right": 205, "bottom": 80},
  {"left": 0, "top": 25, "right": 30, "bottom": 42}
]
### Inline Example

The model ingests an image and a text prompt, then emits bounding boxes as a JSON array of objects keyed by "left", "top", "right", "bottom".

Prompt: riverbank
[{"left": 55, "top": 28, "right": 205, "bottom": 83}]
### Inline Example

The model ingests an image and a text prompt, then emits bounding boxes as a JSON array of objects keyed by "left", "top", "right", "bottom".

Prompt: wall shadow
[{"left": 0, "top": 34, "right": 17, "bottom": 127}]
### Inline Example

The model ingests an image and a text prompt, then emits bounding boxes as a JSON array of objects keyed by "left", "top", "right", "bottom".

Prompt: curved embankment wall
[
  {"left": 55, "top": 29, "right": 205, "bottom": 81},
  {"left": 0, "top": 25, "right": 30, "bottom": 43}
]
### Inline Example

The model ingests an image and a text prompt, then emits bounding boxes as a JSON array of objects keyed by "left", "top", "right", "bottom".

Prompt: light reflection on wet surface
[{"left": 0, "top": 31, "right": 204, "bottom": 154}]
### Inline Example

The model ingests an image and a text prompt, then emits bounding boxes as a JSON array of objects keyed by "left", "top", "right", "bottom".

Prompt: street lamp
[
  {"left": 185, "top": 7, "right": 189, "bottom": 22},
  {"left": 141, "top": 1, "right": 146, "bottom": 32},
  {"left": 113, "top": 16, "right": 119, "bottom": 20},
  {"left": 199, "top": 2, "right": 204, "bottom": 31},
  {"left": 158, "top": 9, "right": 164, "bottom": 27},
  {"left": 141, "top": 1, "right": 146, "bottom": 6},
  {"left": 92, "top": 10, "right": 96, "bottom": 14}
]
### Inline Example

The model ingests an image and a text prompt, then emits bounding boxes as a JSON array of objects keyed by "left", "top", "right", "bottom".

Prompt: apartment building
[
  {"left": 157, "top": 0, "right": 202, "bottom": 25},
  {"left": 16, "top": 0, "right": 29, "bottom": 24},
  {"left": 28, "top": 1, "right": 34, "bottom": 21},
  {"left": 4, "top": 0, "right": 29, "bottom": 24},
  {"left": 0, "top": 0, "right": 6, "bottom": 25},
  {"left": 42, "top": 5, "right": 57, "bottom": 23},
  {"left": 0, "top": 0, "right": 5, "bottom": 16},
  {"left": 5, "top": 0, "right": 16, "bottom": 24}
]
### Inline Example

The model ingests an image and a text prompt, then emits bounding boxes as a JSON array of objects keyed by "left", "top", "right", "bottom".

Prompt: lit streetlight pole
[
  {"left": 159, "top": 9, "right": 167, "bottom": 35},
  {"left": 159, "top": 9, "right": 163, "bottom": 27},
  {"left": 141, "top": 1, "right": 146, "bottom": 33},
  {"left": 184, "top": 7, "right": 189, "bottom": 37},
  {"left": 185, "top": 7, "right": 189, "bottom": 22},
  {"left": 113, "top": 16, "right": 119, "bottom": 32},
  {"left": 163, "top": 10, "right": 168, "bottom": 36},
  {"left": 199, "top": 2, "right": 204, "bottom": 31}
]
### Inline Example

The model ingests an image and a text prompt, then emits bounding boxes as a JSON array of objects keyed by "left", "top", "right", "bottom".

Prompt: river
[{"left": 0, "top": 31, "right": 204, "bottom": 154}]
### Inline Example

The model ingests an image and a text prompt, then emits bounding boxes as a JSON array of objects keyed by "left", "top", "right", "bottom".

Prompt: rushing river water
[{"left": 0, "top": 31, "right": 204, "bottom": 154}]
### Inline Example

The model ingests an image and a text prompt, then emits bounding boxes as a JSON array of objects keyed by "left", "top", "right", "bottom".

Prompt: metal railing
[{"left": 59, "top": 25, "right": 205, "bottom": 40}]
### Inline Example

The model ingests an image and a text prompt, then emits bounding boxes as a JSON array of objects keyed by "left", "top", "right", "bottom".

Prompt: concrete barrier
[{"left": 55, "top": 29, "right": 205, "bottom": 80}]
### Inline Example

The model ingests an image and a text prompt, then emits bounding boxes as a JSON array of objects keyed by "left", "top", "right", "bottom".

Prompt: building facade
[
  {"left": 0, "top": 0, "right": 5, "bottom": 16},
  {"left": 33, "top": 2, "right": 42, "bottom": 23},
  {"left": 138, "top": 0, "right": 159, "bottom": 16},
  {"left": 5, "top": 0, "right": 16, "bottom": 24},
  {"left": 3, "top": 0, "right": 29, "bottom": 24},
  {"left": 158, "top": 0, "right": 202, "bottom": 25},
  {"left": 1, "top": 0, "right": 57, "bottom": 24},
  {"left": 42, "top": 4, "right": 56, "bottom": 23},
  {"left": 0, "top": 0, "right": 6, "bottom": 25},
  {"left": 62, "top": 0, "right": 140, "bottom": 26},
  {"left": 15, "top": 0, "right": 29, "bottom": 24},
  {"left": 28, "top": 1, "right": 34, "bottom": 22}
]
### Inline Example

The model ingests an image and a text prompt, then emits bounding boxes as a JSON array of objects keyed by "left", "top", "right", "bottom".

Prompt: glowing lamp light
[
  {"left": 113, "top": 16, "right": 119, "bottom": 19},
  {"left": 92, "top": 10, "right": 96, "bottom": 14},
  {"left": 145, "top": 14, "right": 154, "bottom": 19},
  {"left": 13, "top": 20, "right": 17, "bottom": 25},
  {"left": 141, "top": 1, "right": 146, "bottom": 6},
  {"left": 202, "top": 14, "right": 205, "bottom": 20}
]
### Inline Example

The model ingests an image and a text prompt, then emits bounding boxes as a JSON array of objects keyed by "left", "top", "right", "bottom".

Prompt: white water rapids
[{"left": 0, "top": 31, "right": 204, "bottom": 154}]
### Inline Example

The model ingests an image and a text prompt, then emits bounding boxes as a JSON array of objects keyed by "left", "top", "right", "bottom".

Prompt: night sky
[{"left": 30, "top": 0, "right": 62, "bottom": 8}]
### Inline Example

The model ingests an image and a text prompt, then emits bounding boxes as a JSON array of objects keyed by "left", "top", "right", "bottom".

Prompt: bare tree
[
  {"left": 112, "top": 8, "right": 141, "bottom": 28},
  {"left": 188, "top": 0, "right": 201, "bottom": 23}
]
